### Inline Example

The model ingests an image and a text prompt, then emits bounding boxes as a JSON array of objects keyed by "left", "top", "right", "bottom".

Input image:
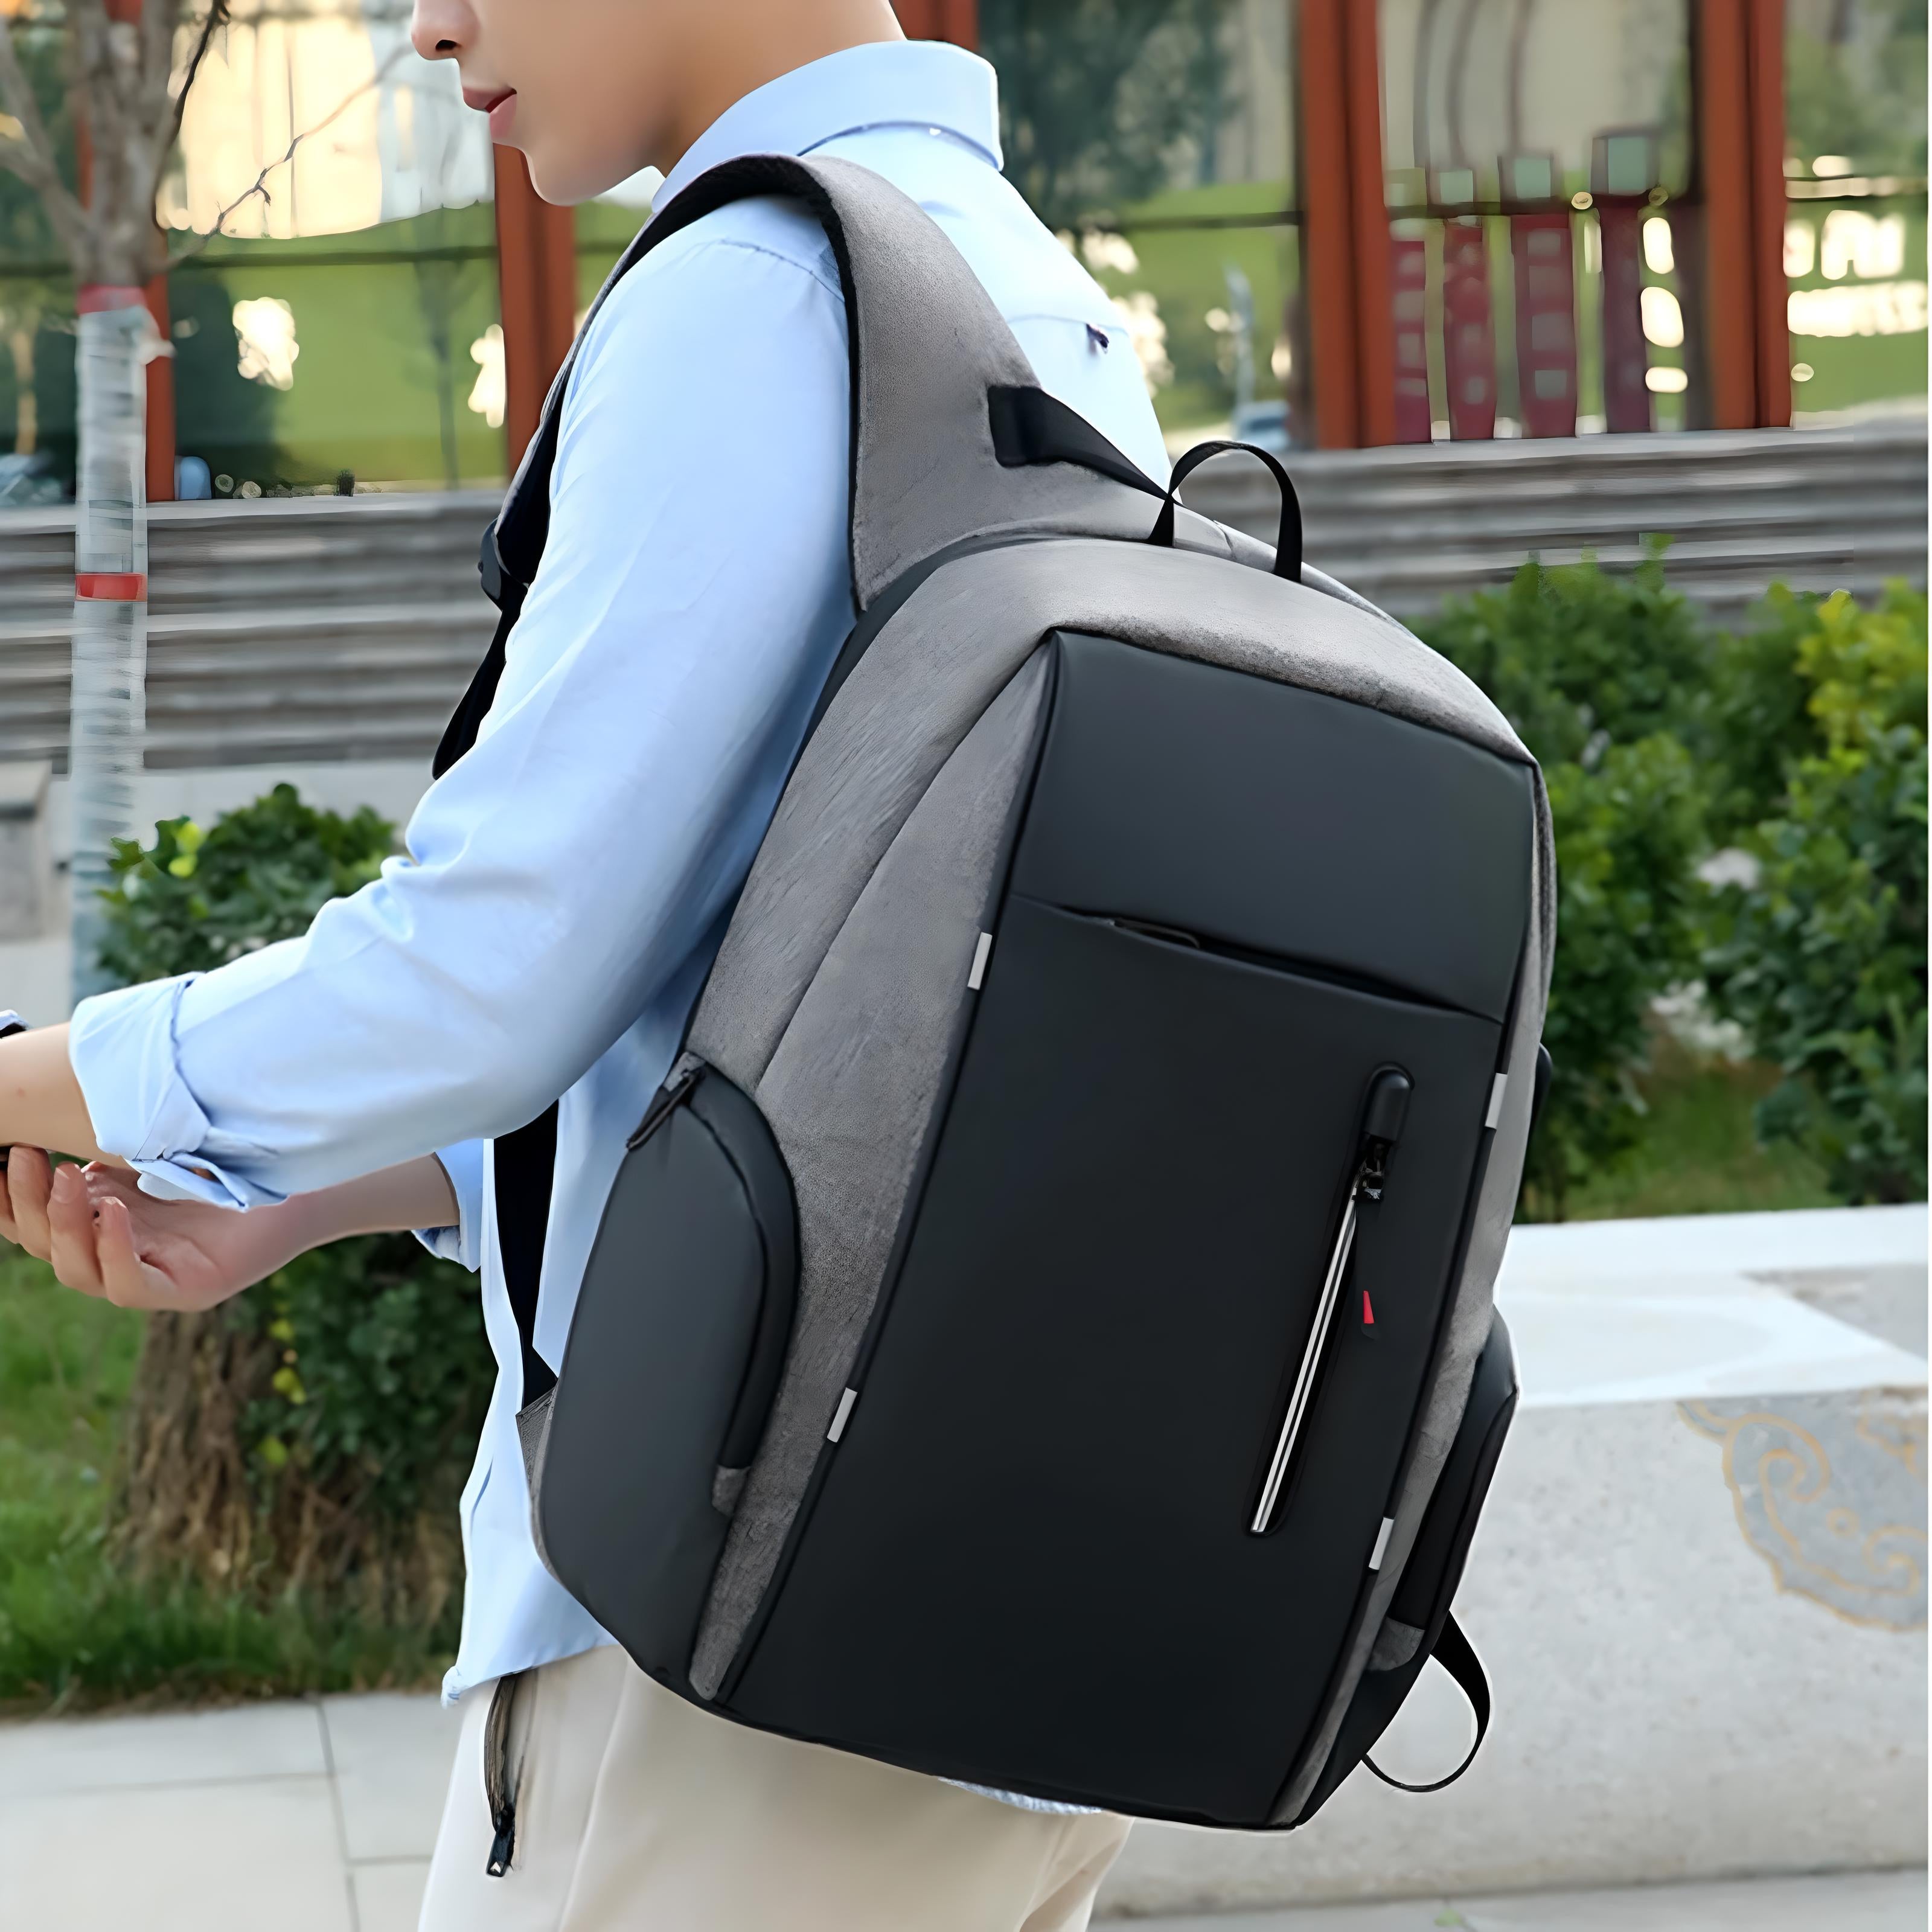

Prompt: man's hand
[
  {"left": 0, "top": 1148, "right": 461, "bottom": 1313},
  {"left": 0, "top": 1147, "right": 307, "bottom": 1311}
]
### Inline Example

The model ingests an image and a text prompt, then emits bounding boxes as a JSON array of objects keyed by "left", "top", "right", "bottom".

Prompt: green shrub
[
  {"left": 97, "top": 782, "right": 395, "bottom": 985},
  {"left": 1704, "top": 586, "right": 1928, "bottom": 1203},
  {"left": 94, "top": 788, "right": 494, "bottom": 1618},
  {"left": 1422, "top": 551, "right": 1712, "bottom": 1216}
]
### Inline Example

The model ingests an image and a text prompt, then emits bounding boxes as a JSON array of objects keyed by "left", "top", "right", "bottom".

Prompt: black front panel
[
  {"left": 726, "top": 633, "right": 1533, "bottom": 1825},
  {"left": 734, "top": 900, "right": 1501, "bottom": 1822},
  {"left": 1012, "top": 632, "right": 1533, "bottom": 1021}
]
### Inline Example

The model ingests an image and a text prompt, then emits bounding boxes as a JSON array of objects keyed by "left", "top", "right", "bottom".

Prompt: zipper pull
[
  {"left": 626, "top": 1053, "right": 708, "bottom": 1149},
  {"left": 486, "top": 1799, "right": 516, "bottom": 1878},
  {"left": 1352, "top": 1069, "right": 1412, "bottom": 1203}
]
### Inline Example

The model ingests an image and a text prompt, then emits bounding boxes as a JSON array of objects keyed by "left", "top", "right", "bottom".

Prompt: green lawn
[
  {"left": 1553, "top": 1041, "right": 1838, "bottom": 1224},
  {"left": 0, "top": 1054, "right": 1841, "bottom": 1712},
  {"left": 0, "top": 1250, "right": 458, "bottom": 1713}
]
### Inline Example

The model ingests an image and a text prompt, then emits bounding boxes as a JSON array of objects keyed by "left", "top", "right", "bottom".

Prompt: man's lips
[{"left": 462, "top": 86, "right": 517, "bottom": 140}]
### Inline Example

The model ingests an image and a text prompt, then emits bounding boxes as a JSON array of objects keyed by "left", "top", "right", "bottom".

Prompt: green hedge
[
  {"left": 98, "top": 789, "right": 494, "bottom": 1622},
  {"left": 1703, "top": 587, "right": 1928, "bottom": 1202},
  {"left": 1423, "top": 556, "right": 1927, "bottom": 1216}
]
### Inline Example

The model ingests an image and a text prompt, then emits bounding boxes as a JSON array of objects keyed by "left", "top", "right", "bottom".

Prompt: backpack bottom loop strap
[{"left": 1363, "top": 1613, "right": 1491, "bottom": 1794}]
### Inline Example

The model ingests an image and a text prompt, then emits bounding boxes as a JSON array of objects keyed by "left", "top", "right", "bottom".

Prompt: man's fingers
[
  {"left": 5, "top": 1147, "right": 55, "bottom": 1260},
  {"left": 46, "top": 1162, "right": 107, "bottom": 1297},
  {"left": 0, "top": 1151, "right": 18, "bottom": 1245},
  {"left": 95, "top": 1194, "right": 165, "bottom": 1308}
]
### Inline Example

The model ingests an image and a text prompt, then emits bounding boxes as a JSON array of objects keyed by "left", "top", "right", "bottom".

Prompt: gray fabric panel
[
  {"left": 1278, "top": 778, "right": 1553, "bottom": 1815},
  {"left": 1367, "top": 1617, "right": 1426, "bottom": 1673},
  {"left": 711, "top": 1466, "right": 749, "bottom": 1516},
  {"left": 779, "top": 158, "right": 1144, "bottom": 606},
  {"left": 687, "top": 650, "right": 1052, "bottom": 1698},
  {"left": 515, "top": 1390, "right": 557, "bottom": 1579},
  {"left": 691, "top": 535, "right": 1527, "bottom": 1096}
]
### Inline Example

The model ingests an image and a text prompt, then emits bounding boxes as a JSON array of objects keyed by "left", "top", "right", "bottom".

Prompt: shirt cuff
[
  {"left": 416, "top": 1139, "right": 485, "bottom": 1270},
  {"left": 68, "top": 976, "right": 281, "bottom": 1210}
]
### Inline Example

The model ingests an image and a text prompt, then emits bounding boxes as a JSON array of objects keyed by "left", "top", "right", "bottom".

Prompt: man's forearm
[
  {"left": 284, "top": 1155, "right": 461, "bottom": 1250},
  {"left": 0, "top": 1025, "right": 114, "bottom": 1163}
]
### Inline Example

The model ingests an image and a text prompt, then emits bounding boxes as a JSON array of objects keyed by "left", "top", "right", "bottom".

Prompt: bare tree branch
[
  {"left": 0, "top": 7, "right": 88, "bottom": 251},
  {"left": 157, "top": 0, "right": 226, "bottom": 170},
  {"left": 165, "top": 41, "right": 411, "bottom": 265}
]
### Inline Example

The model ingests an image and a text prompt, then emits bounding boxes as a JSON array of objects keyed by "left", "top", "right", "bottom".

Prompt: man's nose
[{"left": 409, "top": 0, "right": 467, "bottom": 62}]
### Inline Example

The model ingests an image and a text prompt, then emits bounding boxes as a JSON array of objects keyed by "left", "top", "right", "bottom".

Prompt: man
[{"left": 0, "top": 3, "right": 1166, "bottom": 1924}]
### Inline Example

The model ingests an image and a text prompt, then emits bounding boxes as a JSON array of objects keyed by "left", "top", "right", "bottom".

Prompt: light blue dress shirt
[{"left": 68, "top": 42, "right": 1168, "bottom": 1707}]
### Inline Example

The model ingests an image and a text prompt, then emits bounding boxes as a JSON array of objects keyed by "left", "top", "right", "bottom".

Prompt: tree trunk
[{"left": 68, "top": 290, "right": 152, "bottom": 1005}]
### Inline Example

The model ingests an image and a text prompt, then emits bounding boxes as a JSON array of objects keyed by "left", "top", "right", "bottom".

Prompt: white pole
[{"left": 68, "top": 289, "right": 153, "bottom": 1006}]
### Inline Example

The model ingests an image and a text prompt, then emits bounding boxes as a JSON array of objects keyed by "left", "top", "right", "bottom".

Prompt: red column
[
  {"left": 1745, "top": 0, "right": 1790, "bottom": 427},
  {"left": 1299, "top": 0, "right": 1361, "bottom": 449},
  {"left": 1510, "top": 212, "right": 1579, "bottom": 437},
  {"left": 1389, "top": 231, "right": 1431, "bottom": 443},
  {"left": 1696, "top": 0, "right": 1759, "bottom": 429},
  {"left": 894, "top": 1, "right": 977, "bottom": 42},
  {"left": 1441, "top": 216, "right": 1496, "bottom": 440},
  {"left": 1599, "top": 202, "right": 1654, "bottom": 433},
  {"left": 494, "top": 146, "right": 579, "bottom": 469},
  {"left": 1343, "top": 0, "right": 1396, "bottom": 447},
  {"left": 143, "top": 277, "right": 174, "bottom": 501}
]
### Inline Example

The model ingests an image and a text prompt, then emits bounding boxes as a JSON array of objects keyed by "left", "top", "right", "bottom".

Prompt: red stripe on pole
[
  {"left": 76, "top": 284, "right": 146, "bottom": 313},
  {"left": 75, "top": 572, "right": 148, "bottom": 601}
]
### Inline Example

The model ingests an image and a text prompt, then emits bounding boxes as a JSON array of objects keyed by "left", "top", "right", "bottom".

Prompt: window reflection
[
  {"left": 1380, "top": 0, "right": 1693, "bottom": 438},
  {"left": 981, "top": 0, "right": 1307, "bottom": 449}
]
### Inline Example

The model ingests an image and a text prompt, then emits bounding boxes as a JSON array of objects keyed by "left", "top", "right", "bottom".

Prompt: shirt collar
[{"left": 654, "top": 40, "right": 1003, "bottom": 209}]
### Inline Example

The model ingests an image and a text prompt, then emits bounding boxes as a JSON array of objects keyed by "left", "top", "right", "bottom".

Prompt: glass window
[
  {"left": 981, "top": 0, "right": 1307, "bottom": 448},
  {"left": 1783, "top": 1, "right": 1928, "bottom": 419},
  {"left": 1379, "top": 0, "right": 1694, "bottom": 438},
  {"left": 0, "top": 9, "right": 77, "bottom": 498},
  {"left": 2, "top": 0, "right": 508, "bottom": 494}
]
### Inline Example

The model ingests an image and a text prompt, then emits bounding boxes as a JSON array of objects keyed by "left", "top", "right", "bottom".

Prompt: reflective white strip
[
  {"left": 827, "top": 1387, "right": 859, "bottom": 1442},
  {"left": 967, "top": 930, "right": 993, "bottom": 991},
  {"left": 1368, "top": 1515, "right": 1396, "bottom": 1571},
  {"left": 1485, "top": 1073, "right": 1508, "bottom": 1130}
]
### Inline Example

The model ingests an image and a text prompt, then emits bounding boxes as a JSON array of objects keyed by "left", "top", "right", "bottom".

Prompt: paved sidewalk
[
  {"left": 0, "top": 1689, "right": 1923, "bottom": 1930},
  {"left": 1135, "top": 1871, "right": 1928, "bottom": 1930}
]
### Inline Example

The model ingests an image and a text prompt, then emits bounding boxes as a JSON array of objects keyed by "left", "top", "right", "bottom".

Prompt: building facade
[{"left": 0, "top": 0, "right": 1922, "bottom": 496}]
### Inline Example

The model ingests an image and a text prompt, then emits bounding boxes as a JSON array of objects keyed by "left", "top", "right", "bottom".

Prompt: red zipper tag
[{"left": 1362, "top": 1288, "right": 1375, "bottom": 1327}]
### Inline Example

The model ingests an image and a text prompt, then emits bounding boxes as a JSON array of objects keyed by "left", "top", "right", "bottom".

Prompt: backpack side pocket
[{"left": 531, "top": 1063, "right": 798, "bottom": 1692}]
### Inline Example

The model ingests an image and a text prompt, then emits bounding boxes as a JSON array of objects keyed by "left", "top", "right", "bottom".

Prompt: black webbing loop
[
  {"left": 1364, "top": 1613, "right": 1492, "bottom": 1794},
  {"left": 987, "top": 384, "right": 1165, "bottom": 499},
  {"left": 1147, "top": 438, "right": 1302, "bottom": 581},
  {"left": 496, "top": 1103, "right": 560, "bottom": 1408}
]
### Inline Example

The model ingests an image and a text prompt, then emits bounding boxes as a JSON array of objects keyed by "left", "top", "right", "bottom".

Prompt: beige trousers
[{"left": 418, "top": 1643, "right": 1131, "bottom": 1931}]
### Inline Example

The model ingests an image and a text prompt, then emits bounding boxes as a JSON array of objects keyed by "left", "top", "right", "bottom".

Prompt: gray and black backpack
[{"left": 435, "top": 155, "right": 1553, "bottom": 1829}]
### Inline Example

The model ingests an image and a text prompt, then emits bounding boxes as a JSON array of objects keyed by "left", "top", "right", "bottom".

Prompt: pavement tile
[
  {"left": 1098, "top": 1904, "right": 1457, "bottom": 1930},
  {"left": 0, "top": 1774, "right": 351, "bottom": 1931},
  {"left": 1453, "top": 1869, "right": 1928, "bottom": 1932},
  {"left": 321, "top": 1692, "right": 464, "bottom": 1861},
  {"left": 351, "top": 1860, "right": 433, "bottom": 1932},
  {"left": 0, "top": 1700, "right": 325, "bottom": 1800}
]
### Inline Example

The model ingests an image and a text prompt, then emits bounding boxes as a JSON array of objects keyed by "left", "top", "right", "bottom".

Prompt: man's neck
[{"left": 653, "top": 1, "right": 907, "bottom": 178}]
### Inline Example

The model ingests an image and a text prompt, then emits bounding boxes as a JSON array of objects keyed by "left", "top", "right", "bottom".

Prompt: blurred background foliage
[{"left": 2, "top": 792, "right": 493, "bottom": 1712}]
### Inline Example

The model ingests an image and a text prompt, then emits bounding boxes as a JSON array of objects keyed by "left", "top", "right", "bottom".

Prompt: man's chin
[{"left": 517, "top": 139, "right": 645, "bottom": 210}]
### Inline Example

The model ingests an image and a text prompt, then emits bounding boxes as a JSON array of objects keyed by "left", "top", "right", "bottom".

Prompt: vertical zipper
[
  {"left": 482, "top": 1668, "right": 526, "bottom": 1878},
  {"left": 1250, "top": 1068, "right": 1412, "bottom": 1536},
  {"left": 626, "top": 1052, "right": 708, "bottom": 1150}
]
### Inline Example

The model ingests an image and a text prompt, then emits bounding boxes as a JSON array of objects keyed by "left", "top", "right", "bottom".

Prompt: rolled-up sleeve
[
  {"left": 68, "top": 216, "right": 852, "bottom": 1209},
  {"left": 417, "top": 1139, "right": 485, "bottom": 1268}
]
